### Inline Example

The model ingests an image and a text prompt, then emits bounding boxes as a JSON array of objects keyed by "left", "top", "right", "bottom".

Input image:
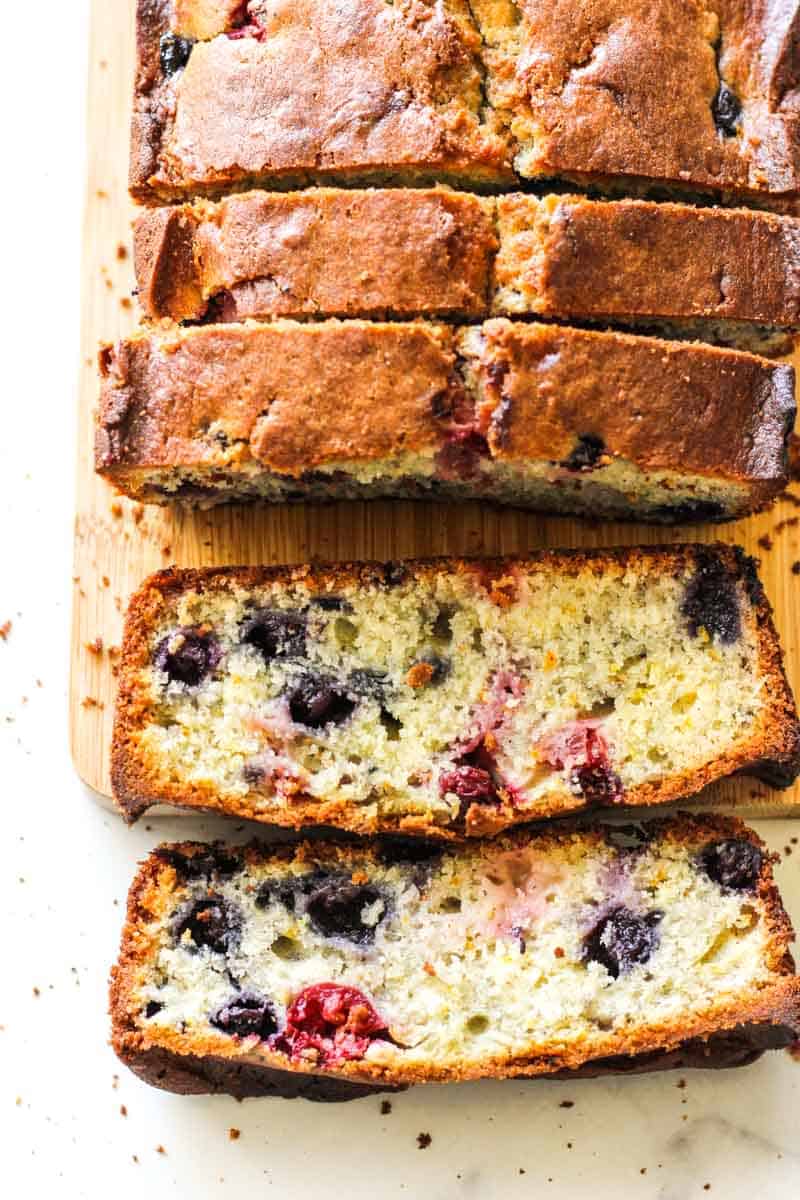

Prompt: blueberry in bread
[
  {"left": 110, "top": 549, "right": 800, "bottom": 835},
  {"left": 109, "top": 817, "right": 800, "bottom": 1099},
  {"left": 96, "top": 318, "right": 794, "bottom": 520},
  {"left": 132, "top": 188, "right": 800, "bottom": 355},
  {"left": 473, "top": 0, "right": 800, "bottom": 211},
  {"left": 130, "top": 0, "right": 514, "bottom": 202}
]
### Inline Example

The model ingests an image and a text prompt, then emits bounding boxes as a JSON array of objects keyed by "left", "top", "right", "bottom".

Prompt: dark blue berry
[
  {"left": 287, "top": 675, "right": 356, "bottom": 728},
  {"left": 254, "top": 879, "right": 299, "bottom": 911},
  {"left": 698, "top": 839, "right": 762, "bottom": 891},
  {"left": 241, "top": 609, "right": 307, "bottom": 661},
  {"left": 418, "top": 654, "right": 450, "bottom": 685},
  {"left": 210, "top": 991, "right": 277, "bottom": 1039},
  {"left": 304, "top": 879, "right": 384, "bottom": 943},
  {"left": 712, "top": 84, "right": 741, "bottom": 136},
  {"left": 173, "top": 895, "right": 242, "bottom": 955},
  {"left": 156, "top": 847, "right": 240, "bottom": 881},
  {"left": 649, "top": 499, "right": 726, "bottom": 524},
  {"left": 561, "top": 434, "right": 605, "bottom": 472},
  {"left": 159, "top": 33, "right": 194, "bottom": 76},
  {"left": 570, "top": 764, "right": 623, "bottom": 805},
  {"left": 681, "top": 550, "right": 741, "bottom": 644},
  {"left": 144, "top": 1000, "right": 163, "bottom": 1019},
  {"left": 583, "top": 907, "right": 662, "bottom": 978},
  {"left": 348, "top": 669, "right": 390, "bottom": 700},
  {"left": 154, "top": 627, "right": 221, "bottom": 686}
]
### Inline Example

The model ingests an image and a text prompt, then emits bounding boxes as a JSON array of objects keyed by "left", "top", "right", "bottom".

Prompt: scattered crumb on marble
[
  {"left": 558, "top": 1100, "right": 574, "bottom": 1108},
  {"left": 229, "top": 1128, "right": 241, "bottom": 1141},
  {"left": 792, "top": 562, "right": 800, "bottom": 575},
  {"left": 676, "top": 1078, "right": 687, "bottom": 1089},
  {"left": 380, "top": 1100, "right": 392, "bottom": 1115},
  {"left": 156, "top": 1145, "right": 166, "bottom": 1155},
  {"left": 121, "top": 297, "right": 133, "bottom": 310},
  {"left": 0, "top": 620, "right": 12, "bottom": 641},
  {"left": 757, "top": 534, "right": 773, "bottom": 551},
  {"left": 416, "top": 1133, "right": 432, "bottom": 1150},
  {"left": 640, "top": 1168, "right": 647, "bottom": 1175},
  {"left": 518, "top": 1168, "right": 526, "bottom": 1175},
  {"left": 132, "top": 1155, "right": 139, "bottom": 1164},
  {"left": 86, "top": 638, "right": 104, "bottom": 655},
  {"left": 102, "top": 575, "right": 110, "bottom": 587},
  {"left": 117, "top": 244, "right": 129, "bottom": 261},
  {"left": 120, "top": 1105, "right": 127, "bottom": 1117},
  {"left": 32, "top": 987, "right": 40, "bottom": 997}
]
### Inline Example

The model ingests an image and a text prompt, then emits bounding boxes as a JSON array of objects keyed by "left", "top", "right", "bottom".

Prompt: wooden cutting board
[{"left": 70, "top": 0, "right": 800, "bottom": 816}]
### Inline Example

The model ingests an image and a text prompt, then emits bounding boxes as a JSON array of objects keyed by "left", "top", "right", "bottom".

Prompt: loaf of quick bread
[
  {"left": 132, "top": 2, "right": 800, "bottom": 211},
  {"left": 96, "top": 319, "right": 795, "bottom": 521},
  {"left": 110, "top": 817, "right": 800, "bottom": 1099},
  {"left": 111, "top": 548, "right": 800, "bottom": 835}
]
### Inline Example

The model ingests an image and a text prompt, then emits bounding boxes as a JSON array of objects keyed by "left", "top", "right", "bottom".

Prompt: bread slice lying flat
[
  {"left": 110, "top": 816, "right": 800, "bottom": 1100},
  {"left": 111, "top": 548, "right": 800, "bottom": 835},
  {"left": 96, "top": 319, "right": 794, "bottom": 523}
]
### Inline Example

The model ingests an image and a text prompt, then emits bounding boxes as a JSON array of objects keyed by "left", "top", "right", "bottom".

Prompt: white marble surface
[{"left": 1, "top": 3, "right": 799, "bottom": 1195}]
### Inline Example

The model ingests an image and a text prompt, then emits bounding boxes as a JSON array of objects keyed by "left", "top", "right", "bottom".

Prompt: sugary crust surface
[
  {"left": 131, "top": 0, "right": 515, "bottom": 201},
  {"left": 97, "top": 319, "right": 459, "bottom": 474},
  {"left": 95, "top": 318, "right": 793, "bottom": 513},
  {"left": 477, "top": 0, "right": 800, "bottom": 208},
  {"left": 110, "top": 549, "right": 800, "bottom": 833},
  {"left": 466, "top": 319, "right": 795, "bottom": 494},
  {"left": 133, "top": 189, "right": 497, "bottom": 321},
  {"left": 494, "top": 194, "right": 800, "bottom": 326},
  {"left": 133, "top": 188, "right": 800, "bottom": 334},
  {"left": 109, "top": 815, "right": 800, "bottom": 1095}
]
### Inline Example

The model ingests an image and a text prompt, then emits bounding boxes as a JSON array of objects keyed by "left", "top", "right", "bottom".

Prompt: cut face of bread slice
[
  {"left": 131, "top": 0, "right": 514, "bottom": 202},
  {"left": 110, "top": 817, "right": 800, "bottom": 1099},
  {"left": 472, "top": 0, "right": 800, "bottom": 211},
  {"left": 96, "top": 319, "right": 794, "bottom": 522},
  {"left": 111, "top": 549, "right": 800, "bottom": 834},
  {"left": 132, "top": 189, "right": 800, "bottom": 355}
]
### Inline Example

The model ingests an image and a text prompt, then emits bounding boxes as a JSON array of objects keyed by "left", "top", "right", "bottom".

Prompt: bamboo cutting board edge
[{"left": 70, "top": 0, "right": 800, "bottom": 818}]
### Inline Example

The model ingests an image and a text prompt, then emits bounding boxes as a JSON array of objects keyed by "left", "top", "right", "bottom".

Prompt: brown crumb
[
  {"left": 120, "top": 297, "right": 133, "bottom": 310},
  {"left": 416, "top": 1133, "right": 432, "bottom": 1150},
  {"left": 757, "top": 534, "right": 773, "bottom": 551},
  {"left": 786, "top": 846, "right": 793, "bottom": 857},
  {"left": 422, "top": 962, "right": 436, "bottom": 977},
  {"left": 792, "top": 562, "right": 800, "bottom": 575},
  {"left": 558, "top": 1100, "right": 574, "bottom": 1108},
  {"left": 32, "top": 987, "right": 40, "bottom": 997},
  {"left": 117, "top": 244, "right": 129, "bottom": 261},
  {"left": 156, "top": 1145, "right": 166, "bottom": 1155},
  {"left": 161, "top": 544, "right": 172, "bottom": 556},
  {"left": 85, "top": 638, "right": 104, "bottom": 655},
  {"left": 81, "top": 697, "right": 104, "bottom": 710},
  {"left": 112, "top": 1075, "right": 119, "bottom": 1089},
  {"left": 554, "top": 946, "right": 564, "bottom": 958},
  {"left": 406, "top": 662, "right": 435, "bottom": 688},
  {"left": 640, "top": 1168, "right": 647, "bottom": 1175},
  {"left": 518, "top": 1168, "right": 526, "bottom": 1175},
  {"left": 132, "top": 1155, "right": 139, "bottom": 1164},
  {"left": 228, "top": 1128, "right": 241, "bottom": 1141},
  {"left": 111, "top": 502, "right": 123, "bottom": 518},
  {"left": 704, "top": 1186, "right": 711, "bottom": 1192},
  {"left": 96, "top": 189, "right": 108, "bottom": 199},
  {"left": 380, "top": 1100, "right": 392, "bottom": 1115},
  {"left": 676, "top": 1078, "right": 687, "bottom": 1089},
  {"left": 101, "top": 575, "right": 110, "bottom": 587},
  {"left": 120, "top": 1105, "right": 128, "bottom": 1117},
  {"left": 0, "top": 620, "right": 11, "bottom": 641}
]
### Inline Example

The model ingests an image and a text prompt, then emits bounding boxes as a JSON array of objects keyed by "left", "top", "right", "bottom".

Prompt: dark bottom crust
[{"left": 120, "top": 1023, "right": 796, "bottom": 1102}]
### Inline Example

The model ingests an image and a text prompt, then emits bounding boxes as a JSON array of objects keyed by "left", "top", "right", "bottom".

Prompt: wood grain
[{"left": 71, "top": 0, "right": 800, "bottom": 816}]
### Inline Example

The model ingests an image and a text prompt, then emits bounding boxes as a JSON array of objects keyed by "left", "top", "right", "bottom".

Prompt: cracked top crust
[
  {"left": 96, "top": 318, "right": 794, "bottom": 503},
  {"left": 131, "top": 0, "right": 515, "bottom": 201},
  {"left": 474, "top": 0, "right": 800, "bottom": 207}
]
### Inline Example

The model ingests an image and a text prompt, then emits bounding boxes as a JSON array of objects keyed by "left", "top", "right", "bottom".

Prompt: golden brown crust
[
  {"left": 484, "top": 0, "right": 800, "bottom": 209},
  {"left": 96, "top": 319, "right": 458, "bottom": 475},
  {"left": 130, "top": 0, "right": 515, "bottom": 202},
  {"left": 467, "top": 319, "right": 795, "bottom": 499},
  {"left": 95, "top": 318, "right": 794, "bottom": 515},
  {"left": 109, "top": 816, "right": 800, "bottom": 1095},
  {"left": 133, "top": 189, "right": 497, "bottom": 321},
  {"left": 110, "top": 549, "right": 800, "bottom": 831},
  {"left": 494, "top": 194, "right": 800, "bottom": 327}
]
